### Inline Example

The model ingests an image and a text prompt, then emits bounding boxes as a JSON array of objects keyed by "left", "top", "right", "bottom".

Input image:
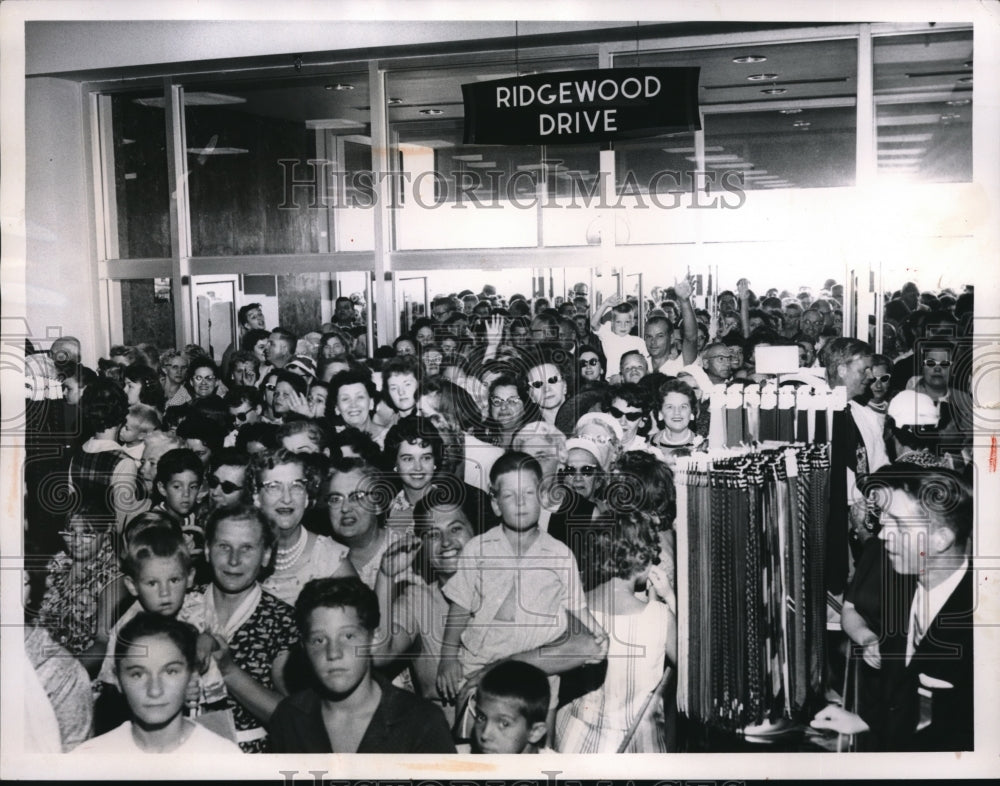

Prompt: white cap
[{"left": 887, "top": 390, "right": 939, "bottom": 427}]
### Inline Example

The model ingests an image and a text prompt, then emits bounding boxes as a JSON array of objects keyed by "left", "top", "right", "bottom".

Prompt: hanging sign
[{"left": 462, "top": 67, "right": 700, "bottom": 145}]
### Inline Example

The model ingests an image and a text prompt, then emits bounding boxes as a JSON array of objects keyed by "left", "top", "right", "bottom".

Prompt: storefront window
[
  {"left": 108, "top": 92, "right": 171, "bottom": 259},
  {"left": 614, "top": 37, "right": 858, "bottom": 190},
  {"left": 874, "top": 30, "right": 972, "bottom": 183},
  {"left": 387, "top": 54, "right": 600, "bottom": 250},
  {"left": 181, "top": 72, "right": 370, "bottom": 256}
]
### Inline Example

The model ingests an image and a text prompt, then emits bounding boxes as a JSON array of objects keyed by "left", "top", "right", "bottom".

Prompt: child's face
[
  {"left": 491, "top": 469, "right": 541, "bottom": 532},
  {"left": 473, "top": 693, "right": 545, "bottom": 754},
  {"left": 117, "top": 633, "right": 192, "bottom": 730},
  {"left": 612, "top": 310, "right": 635, "bottom": 336},
  {"left": 157, "top": 470, "right": 201, "bottom": 517},
  {"left": 303, "top": 605, "right": 373, "bottom": 697},
  {"left": 118, "top": 414, "right": 144, "bottom": 446},
  {"left": 127, "top": 555, "right": 193, "bottom": 616},
  {"left": 232, "top": 361, "right": 257, "bottom": 388},
  {"left": 308, "top": 386, "right": 328, "bottom": 418},
  {"left": 60, "top": 515, "right": 105, "bottom": 562}
]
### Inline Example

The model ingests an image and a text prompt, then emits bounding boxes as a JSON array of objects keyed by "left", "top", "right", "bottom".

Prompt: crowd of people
[{"left": 20, "top": 275, "right": 975, "bottom": 755}]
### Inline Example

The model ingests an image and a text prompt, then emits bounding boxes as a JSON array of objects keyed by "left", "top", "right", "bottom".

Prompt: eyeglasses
[
  {"left": 208, "top": 476, "right": 244, "bottom": 494},
  {"left": 923, "top": 359, "right": 952, "bottom": 368},
  {"left": 260, "top": 479, "right": 308, "bottom": 498},
  {"left": 231, "top": 409, "right": 253, "bottom": 422},
  {"left": 326, "top": 490, "right": 370, "bottom": 508},
  {"left": 578, "top": 358, "right": 601, "bottom": 368},
  {"left": 528, "top": 375, "right": 561, "bottom": 389},
  {"left": 559, "top": 465, "right": 599, "bottom": 477},
  {"left": 608, "top": 405, "right": 644, "bottom": 422},
  {"left": 490, "top": 396, "right": 522, "bottom": 409},
  {"left": 872, "top": 374, "right": 891, "bottom": 384},
  {"left": 193, "top": 375, "right": 216, "bottom": 384}
]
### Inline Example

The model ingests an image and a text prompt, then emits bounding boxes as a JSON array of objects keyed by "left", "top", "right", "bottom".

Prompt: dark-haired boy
[
  {"left": 468, "top": 660, "right": 554, "bottom": 754},
  {"left": 267, "top": 577, "right": 456, "bottom": 753}
]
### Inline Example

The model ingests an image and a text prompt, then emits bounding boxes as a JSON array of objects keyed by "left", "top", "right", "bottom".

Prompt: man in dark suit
[{"left": 813, "top": 462, "right": 973, "bottom": 751}]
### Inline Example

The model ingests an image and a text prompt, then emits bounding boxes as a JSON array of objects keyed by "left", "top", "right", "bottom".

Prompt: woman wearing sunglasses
[
  {"left": 206, "top": 448, "right": 252, "bottom": 512},
  {"left": 864, "top": 354, "right": 896, "bottom": 415},
  {"left": 905, "top": 339, "right": 973, "bottom": 455},
  {"left": 576, "top": 346, "right": 608, "bottom": 387},
  {"left": 524, "top": 354, "right": 571, "bottom": 428},
  {"left": 603, "top": 383, "right": 658, "bottom": 455}
]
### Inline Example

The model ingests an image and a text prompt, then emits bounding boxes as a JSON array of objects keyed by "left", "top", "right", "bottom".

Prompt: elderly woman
[
  {"left": 187, "top": 505, "right": 301, "bottom": 752},
  {"left": 164, "top": 356, "right": 229, "bottom": 409},
  {"left": 158, "top": 349, "right": 189, "bottom": 402},
  {"left": 253, "top": 449, "right": 356, "bottom": 606}
]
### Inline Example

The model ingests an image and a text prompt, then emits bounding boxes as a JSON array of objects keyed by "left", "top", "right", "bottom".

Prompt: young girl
[{"left": 555, "top": 513, "right": 676, "bottom": 753}]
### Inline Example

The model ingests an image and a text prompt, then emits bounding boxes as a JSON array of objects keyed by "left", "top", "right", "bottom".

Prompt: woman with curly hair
[
  {"left": 555, "top": 512, "right": 676, "bottom": 753},
  {"left": 253, "top": 449, "right": 356, "bottom": 606}
]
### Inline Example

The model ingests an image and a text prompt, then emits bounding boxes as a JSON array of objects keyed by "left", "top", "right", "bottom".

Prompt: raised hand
[
  {"left": 379, "top": 532, "right": 422, "bottom": 579},
  {"left": 674, "top": 275, "right": 694, "bottom": 301},
  {"left": 485, "top": 315, "right": 505, "bottom": 345}
]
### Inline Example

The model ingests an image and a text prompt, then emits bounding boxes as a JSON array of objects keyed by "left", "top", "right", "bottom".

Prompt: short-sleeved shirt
[
  {"left": 442, "top": 525, "right": 588, "bottom": 674},
  {"left": 596, "top": 325, "right": 649, "bottom": 377}
]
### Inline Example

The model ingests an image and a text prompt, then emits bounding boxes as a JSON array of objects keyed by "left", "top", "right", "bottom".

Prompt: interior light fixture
[
  {"left": 957, "top": 76, "right": 973, "bottom": 83},
  {"left": 877, "top": 148, "right": 926, "bottom": 156},
  {"left": 792, "top": 120, "right": 811, "bottom": 128},
  {"left": 762, "top": 88, "right": 787, "bottom": 95},
  {"left": 946, "top": 99, "right": 971, "bottom": 106},
  {"left": 420, "top": 108, "right": 444, "bottom": 115},
  {"left": 879, "top": 133, "right": 933, "bottom": 143},
  {"left": 387, "top": 98, "right": 404, "bottom": 105},
  {"left": 326, "top": 83, "right": 355, "bottom": 91},
  {"left": 732, "top": 55, "right": 767, "bottom": 64},
  {"left": 779, "top": 108, "right": 803, "bottom": 114},
  {"left": 963, "top": 60, "right": 972, "bottom": 68},
  {"left": 747, "top": 73, "right": 779, "bottom": 81}
]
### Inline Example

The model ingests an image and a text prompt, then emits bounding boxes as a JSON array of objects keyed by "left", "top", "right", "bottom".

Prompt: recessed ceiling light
[
  {"left": 747, "top": 73, "right": 779, "bottom": 81},
  {"left": 326, "top": 83, "right": 355, "bottom": 91},
  {"left": 957, "top": 76, "right": 973, "bottom": 83},
  {"left": 963, "top": 60, "right": 973, "bottom": 68},
  {"left": 946, "top": 99, "right": 971, "bottom": 106},
  {"left": 419, "top": 108, "right": 444, "bottom": 116},
  {"left": 792, "top": 120, "right": 811, "bottom": 128},
  {"left": 940, "top": 113, "right": 962, "bottom": 122},
  {"left": 732, "top": 55, "right": 767, "bottom": 64},
  {"left": 387, "top": 98, "right": 404, "bottom": 105},
  {"left": 779, "top": 108, "right": 803, "bottom": 114},
  {"left": 762, "top": 88, "right": 787, "bottom": 95}
]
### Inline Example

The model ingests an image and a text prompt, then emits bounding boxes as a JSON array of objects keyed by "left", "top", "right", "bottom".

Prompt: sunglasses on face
[
  {"left": 608, "top": 405, "right": 644, "bottom": 422},
  {"left": 529, "top": 375, "right": 561, "bottom": 389},
  {"left": 559, "top": 465, "right": 598, "bottom": 477},
  {"left": 231, "top": 409, "right": 253, "bottom": 422},
  {"left": 923, "top": 359, "right": 952, "bottom": 368},
  {"left": 872, "top": 374, "right": 891, "bottom": 384},
  {"left": 579, "top": 358, "right": 601, "bottom": 368},
  {"left": 207, "top": 476, "right": 244, "bottom": 494}
]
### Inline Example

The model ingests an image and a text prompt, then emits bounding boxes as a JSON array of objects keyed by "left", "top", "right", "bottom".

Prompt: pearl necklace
[{"left": 274, "top": 527, "right": 308, "bottom": 571}]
